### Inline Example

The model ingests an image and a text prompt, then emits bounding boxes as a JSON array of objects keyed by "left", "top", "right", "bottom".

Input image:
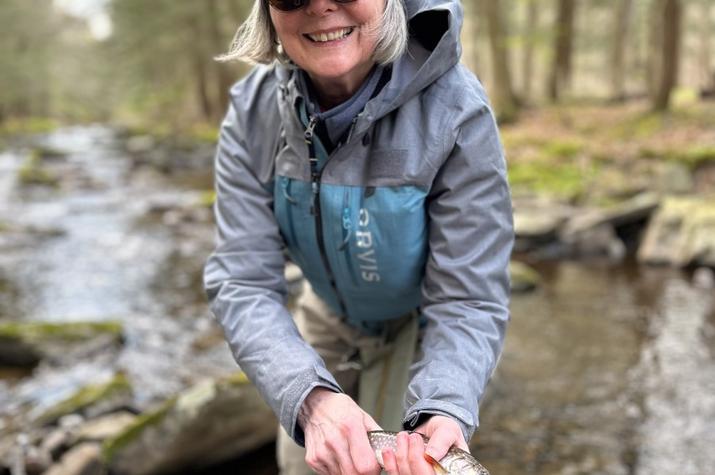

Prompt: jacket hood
[{"left": 377, "top": 0, "right": 463, "bottom": 115}]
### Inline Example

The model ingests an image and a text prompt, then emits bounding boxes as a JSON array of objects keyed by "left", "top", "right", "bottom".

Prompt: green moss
[
  {"left": 0, "top": 321, "right": 123, "bottom": 342},
  {"left": 0, "top": 118, "right": 58, "bottom": 136},
  {"left": 102, "top": 396, "right": 177, "bottom": 463},
  {"left": 190, "top": 123, "right": 219, "bottom": 144},
  {"left": 638, "top": 146, "right": 715, "bottom": 169},
  {"left": 541, "top": 139, "right": 583, "bottom": 159},
  {"left": 510, "top": 261, "right": 541, "bottom": 293},
  {"left": 37, "top": 373, "right": 133, "bottom": 425},
  {"left": 221, "top": 371, "right": 250, "bottom": 386},
  {"left": 18, "top": 154, "right": 59, "bottom": 187},
  {"left": 610, "top": 112, "right": 664, "bottom": 140},
  {"left": 32, "top": 145, "right": 68, "bottom": 160},
  {"left": 508, "top": 159, "right": 596, "bottom": 201},
  {"left": 199, "top": 190, "right": 216, "bottom": 208}
]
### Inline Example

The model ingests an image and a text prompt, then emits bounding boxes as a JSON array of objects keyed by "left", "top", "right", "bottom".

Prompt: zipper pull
[{"left": 304, "top": 115, "right": 318, "bottom": 145}]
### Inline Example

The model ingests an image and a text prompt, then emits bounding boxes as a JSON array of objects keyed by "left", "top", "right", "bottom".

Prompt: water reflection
[{"left": 475, "top": 262, "right": 714, "bottom": 474}]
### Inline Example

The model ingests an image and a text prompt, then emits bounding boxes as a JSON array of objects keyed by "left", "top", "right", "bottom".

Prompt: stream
[{"left": 1, "top": 127, "right": 713, "bottom": 474}]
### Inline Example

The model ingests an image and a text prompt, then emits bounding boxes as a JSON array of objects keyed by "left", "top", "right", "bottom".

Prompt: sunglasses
[{"left": 267, "top": 0, "right": 357, "bottom": 12}]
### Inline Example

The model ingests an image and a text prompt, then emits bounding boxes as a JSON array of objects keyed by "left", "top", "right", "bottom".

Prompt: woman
[{"left": 203, "top": 0, "right": 513, "bottom": 473}]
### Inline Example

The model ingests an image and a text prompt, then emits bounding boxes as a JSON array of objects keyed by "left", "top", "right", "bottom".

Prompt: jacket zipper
[{"left": 304, "top": 115, "right": 349, "bottom": 317}]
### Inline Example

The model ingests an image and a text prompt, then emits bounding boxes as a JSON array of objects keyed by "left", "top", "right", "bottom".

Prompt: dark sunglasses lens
[
  {"left": 267, "top": 0, "right": 357, "bottom": 11},
  {"left": 268, "top": 0, "right": 306, "bottom": 11}
]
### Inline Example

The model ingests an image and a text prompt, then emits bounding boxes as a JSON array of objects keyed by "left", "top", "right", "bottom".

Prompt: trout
[{"left": 367, "top": 431, "right": 490, "bottom": 475}]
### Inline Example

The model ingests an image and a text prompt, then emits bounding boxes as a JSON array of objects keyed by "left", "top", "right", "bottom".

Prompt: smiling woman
[{"left": 205, "top": 0, "right": 513, "bottom": 474}]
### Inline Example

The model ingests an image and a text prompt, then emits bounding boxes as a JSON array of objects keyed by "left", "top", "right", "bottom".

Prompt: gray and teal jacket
[{"left": 203, "top": 0, "right": 514, "bottom": 445}]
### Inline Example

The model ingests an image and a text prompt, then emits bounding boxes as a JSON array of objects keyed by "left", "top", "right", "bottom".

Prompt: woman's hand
[
  {"left": 299, "top": 387, "right": 383, "bottom": 475},
  {"left": 381, "top": 415, "right": 468, "bottom": 475}
]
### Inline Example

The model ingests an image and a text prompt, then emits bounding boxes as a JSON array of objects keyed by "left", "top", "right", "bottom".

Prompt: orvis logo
[{"left": 356, "top": 208, "right": 381, "bottom": 282}]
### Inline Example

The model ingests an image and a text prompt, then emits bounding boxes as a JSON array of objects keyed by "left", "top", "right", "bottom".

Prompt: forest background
[{"left": 1, "top": 0, "right": 713, "bottom": 132}]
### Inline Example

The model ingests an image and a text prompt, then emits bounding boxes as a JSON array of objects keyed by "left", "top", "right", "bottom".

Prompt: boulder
[
  {"left": 513, "top": 200, "right": 573, "bottom": 252},
  {"left": 638, "top": 196, "right": 715, "bottom": 267},
  {"left": 35, "top": 373, "right": 134, "bottom": 426},
  {"left": 560, "top": 193, "right": 659, "bottom": 258},
  {"left": 0, "top": 321, "right": 124, "bottom": 368},
  {"left": 510, "top": 261, "right": 541, "bottom": 293},
  {"left": 71, "top": 412, "right": 137, "bottom": 445},
  {"left": 43, "top": 443, "right": 103, "bottom": 475},
  {"left": 103, "top": 372, "right": 276, "bottom": 475}
]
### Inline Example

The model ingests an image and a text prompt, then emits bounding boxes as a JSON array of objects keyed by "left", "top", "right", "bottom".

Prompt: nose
[{"left": 304, "top": 0, "right": 338, "bottom": 15}]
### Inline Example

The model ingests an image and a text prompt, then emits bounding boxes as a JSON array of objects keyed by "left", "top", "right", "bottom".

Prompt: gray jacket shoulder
[{"left": 223, "top": 64, "right": 283, "bottom": 185}]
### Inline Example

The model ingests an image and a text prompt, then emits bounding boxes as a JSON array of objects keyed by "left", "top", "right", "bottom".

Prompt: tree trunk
[
  {"left": 521, "top": 0, "right": 538, "bottom": 102},
  {"left": 700, "top": 0, "right": 713, "bottom": 91},
  {"left": 207, "top": 0, "right": 233, "bottom": 120},
  {"left": 652, "top": 0, "right": 681, "bottom": 111},
  {"left": 547, "top": 0, "right": 576, "bottom": 102},
  {"left": 647, "top": 0, "right": 664, "bottom": 98},
  {"left": 610, "top": 0, "right": 634, "bottom": 102},
  {"left": 481, "top": 0, "right": 518, "bottom": 122},
  {"left": 188, "top": 17, "right": 213, "bottom": 121}
]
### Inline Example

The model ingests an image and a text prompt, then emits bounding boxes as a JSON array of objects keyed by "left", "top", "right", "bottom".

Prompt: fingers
[
  {"left": 382, "top": 447, "right": 398, "bottom": 474},
  {"left": 387, "top": 432, "right": 434, "bottom": 475},
  {"left": 419, "top": 415, "right": 469, "bottom": 461},
  {"left": 347, "top": 422, "right": 381, "bottom": 475}
]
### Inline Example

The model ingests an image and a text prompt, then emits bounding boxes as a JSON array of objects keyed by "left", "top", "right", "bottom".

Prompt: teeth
[{"left": 308, "top": 27, "right": 352, "bottom": 42}]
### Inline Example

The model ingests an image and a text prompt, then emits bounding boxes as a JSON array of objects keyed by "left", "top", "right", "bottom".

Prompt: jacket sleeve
[
  {"left": 402, "top": 101, "right": 514, "bottom": 442},
  {"left": 203, "top": 97, "right": 342, "bottom": 446}
]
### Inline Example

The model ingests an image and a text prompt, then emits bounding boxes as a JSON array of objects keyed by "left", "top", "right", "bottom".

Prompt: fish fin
[{"left": 424, "top": 454, "right": 447, "bottom": 474}]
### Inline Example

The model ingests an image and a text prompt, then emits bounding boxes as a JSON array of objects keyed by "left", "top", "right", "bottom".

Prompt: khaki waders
[{"left": 277, "top": 282, "right": 420, "bottom": 475}]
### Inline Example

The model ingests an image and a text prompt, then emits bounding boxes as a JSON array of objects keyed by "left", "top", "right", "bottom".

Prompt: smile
[{"left": 304, "top": 27, "right": 354, "bottom": 43}]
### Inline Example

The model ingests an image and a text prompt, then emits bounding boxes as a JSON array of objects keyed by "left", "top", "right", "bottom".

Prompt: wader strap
[{"left": 357, "top": 313, "right": 419, "bottom": 432}]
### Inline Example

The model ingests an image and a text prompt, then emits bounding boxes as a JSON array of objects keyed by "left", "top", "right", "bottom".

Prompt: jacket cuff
[
  {"left": 403, "top": 399, "right": 477, "bottom": 443},
  {"left": 288, "top": 365, "right": 343, "bottom": 447}
]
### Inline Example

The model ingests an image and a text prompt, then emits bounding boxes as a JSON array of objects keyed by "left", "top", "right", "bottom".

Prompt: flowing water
[{"left": 1, "top": 127, "right": 713, "bottom": 474}]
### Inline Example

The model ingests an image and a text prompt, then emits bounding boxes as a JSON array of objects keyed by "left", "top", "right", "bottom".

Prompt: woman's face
[{"left": 269, "top": 0, "right": 384, "bottom": 89}]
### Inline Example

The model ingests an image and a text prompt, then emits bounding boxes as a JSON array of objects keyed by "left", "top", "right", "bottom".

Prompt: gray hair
[{"left": 216, "top": 0, "right": 408, "bottom": 66}]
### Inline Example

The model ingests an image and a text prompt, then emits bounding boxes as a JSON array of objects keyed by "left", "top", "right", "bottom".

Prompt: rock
[
  {"left": 513, "top": 201, "right": 572, "bottom": 252},
  {"left": 693, "top": 267, "right": 715, "bottom": 289},
  {"left": 651, "top": 161, "right": 693, "bottom": 194},
  {"left": 24, "top": 444, "right": 51, "bottom": 475},
  {"left": 125, "top": 136, "right": 155, "bottom": 154},
  {"left": 35, "top": 373, "right": 133, "bottom": 426},
  {"left": 43, "top": 443, "right": 103, "bottom": 475},
  {"left": 510, "top": 261, "right": 541, "bottom": 293},
  {"left": 0, "top": 321, "right": 124, "bottom": 368},
  {"left": 560, "top": 193, "right": 660, "bottom": 258},
  {"left": 71, "top": 412, "right": 137, "bottom": 445},
  {"left": 103, "top": 372, "right": 276, "bottom": 475},
  {"left": 638, "top": 196, "right": 715, "bottom": 267},
  {"left": 41, "top": 429, "right": 71, "bottom": 461}
]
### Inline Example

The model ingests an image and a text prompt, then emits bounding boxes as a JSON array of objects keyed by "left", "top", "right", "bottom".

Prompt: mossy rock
[
  {"left": 32, "top": 145, "right": 68, "bottom": 160},
  {"left": 198, "top": 190, "right": 216, "bottom": 208},
  {"left": 510, "top": 261, "right": 541, "bottom": 293},
  {"left": 508, "top": 159, "right": 595, "bottom": 202},
  {"left": 36, "top": 372, "right": 134, "bottom": 426},
  {"left": 0, "top": 321, "right": 124, "bottom": 368},
  {"left": 102, "top": 396, "right": 177, "bottom": 464},
  {"left": 103, "top": 371, "right": 275, "bottom": 475},
  {"left": 0, "top": 321, "right": 123, "bottom": 342},
  {"left": 18, "top": 154, "right": 59, "bottom": 187},
  {"left": 638, "top": 196, "right": 715, "bottom": 267}
]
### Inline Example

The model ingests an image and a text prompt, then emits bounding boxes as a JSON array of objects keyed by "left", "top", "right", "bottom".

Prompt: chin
[{"left": 309, "top": 64, "right": 357, "bottom": 80}]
